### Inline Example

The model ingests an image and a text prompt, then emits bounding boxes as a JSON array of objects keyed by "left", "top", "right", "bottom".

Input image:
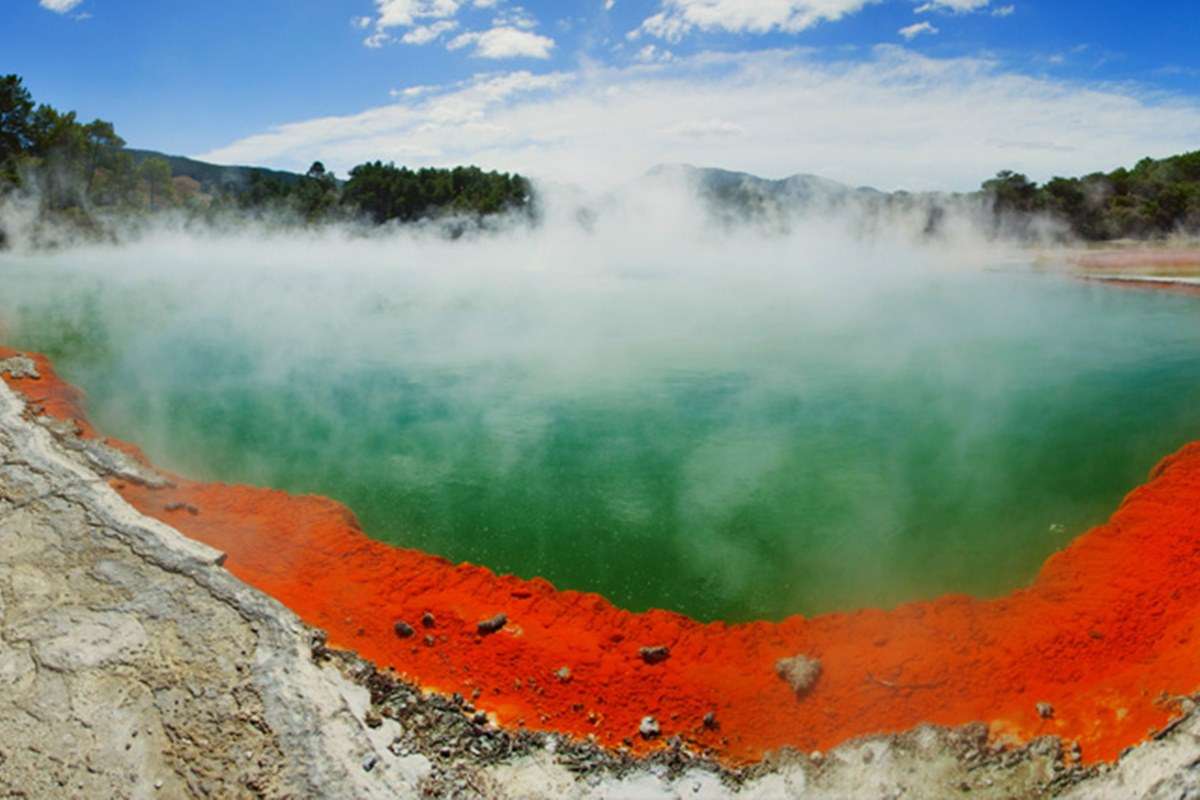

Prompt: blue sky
[{"left": 7, "top": 0, "right": 1200, "bottom": 189}]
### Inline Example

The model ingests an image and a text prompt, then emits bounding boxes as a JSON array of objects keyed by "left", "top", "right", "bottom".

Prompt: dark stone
[
  {"left": 477, "top": 613, "right": 508, "bottom": 636},
  {"left": 639, "top": 646, "right": 670, "bottom": 665},
  {"left": 422, "top": 612, "right": 436, "bottom": 628},
  {"left": 393, "top": 621, "right": 415, "bottom": 638},
  {"left": 703, "top": 711, "right": 718, "bottom": 730}
]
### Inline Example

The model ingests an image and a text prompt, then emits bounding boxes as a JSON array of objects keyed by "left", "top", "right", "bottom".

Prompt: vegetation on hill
[
  {"left": 0, "top": 74, "right": 532, "bottom": 246},
  {"left": 124, "top": 148, "right": 310, "bottom": 192},
  {"left": 660, "top": 158, "right": 1200, "bottom": 242},
  {"left": 982, "top": 153, "right": 1200, "bottom": 240}
]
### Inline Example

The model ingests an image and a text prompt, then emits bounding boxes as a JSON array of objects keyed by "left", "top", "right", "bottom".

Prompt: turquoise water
[{"left": 4, "top": 249, "right": 1200, "bottom": 621}]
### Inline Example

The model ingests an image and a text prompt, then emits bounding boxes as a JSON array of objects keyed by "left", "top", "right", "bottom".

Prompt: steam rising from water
[{"left": 4, "top": 180, "right": 1200, "bottom": 620}]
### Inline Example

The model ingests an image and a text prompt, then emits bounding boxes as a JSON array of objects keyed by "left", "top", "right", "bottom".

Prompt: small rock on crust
[
  {"left": 775, "top": 654, "right": 822, "bottom": 698},
  {"left": 421, "top": 612, "right": 436, "bottom": 629},
  {"left": 0, "top": 355, "right": 39, "bottom": 380},
  {"left": 555, "top": 666, "right": 572, "bottom": 683},
  {"left": 477, "top": 613, "right": 507, "bottom": 636},
  {"left": 1037, "top": 702, "right": 1055, "bottom": 719},
  {"left": 393, "top": 621, "right": 415, "bottom": 638},
  {"left": 639, "top": 646, "right": 670, "bottom": 665},
  {"left": 703, "top": 711, "right": 718, "bottom": 730},
  {"left": 639, "top": 716, "right": 661, "bottom": 740}
]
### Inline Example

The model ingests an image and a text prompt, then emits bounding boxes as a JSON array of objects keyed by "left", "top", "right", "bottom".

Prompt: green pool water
[{"left": 4, "top": 245, "right": 1200, "bottom": 622}]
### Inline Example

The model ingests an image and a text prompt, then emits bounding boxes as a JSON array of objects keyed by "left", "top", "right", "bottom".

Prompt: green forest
[
  {"left": 983, "top": 153, "right": 1200, "bottom": 239},
  {"left": 0, "top": 74, "right": 532, "bottom": 243}
]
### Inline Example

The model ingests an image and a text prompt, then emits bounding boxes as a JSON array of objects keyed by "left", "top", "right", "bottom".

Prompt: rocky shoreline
[{"left": 6, "top": 352, "right": 1200, "bottom": 797}]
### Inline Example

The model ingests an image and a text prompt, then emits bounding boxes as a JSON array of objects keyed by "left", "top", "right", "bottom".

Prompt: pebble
[
  {"left": 703, "top": 712, "right": 718, "bottom": 730},
  {"left": 639, "top": 646, "right": 671, "bottom": 665},
  {"left": 775, "top": 654, "right": 822, "bottom": 698},
  {"left": 556, "top": 666, "right": 572, "bottom": 683},
  {"left": 393, "top": 621, "right": 415, "bottom": 638},
  {"left": 477, "top": 613, "right": 508, "bottom": 635},
  {"left": 639, "top": 716, "right": 661, "bottom": 739},
  {"left": 1037, "top": 702, "right": 1055, "bottom": 719},
  {"left": 422, "top": 612, "right": 436, "bottom": 629},
  {"left": 362, "top": 755, "right": 379, "bottom": 772}
]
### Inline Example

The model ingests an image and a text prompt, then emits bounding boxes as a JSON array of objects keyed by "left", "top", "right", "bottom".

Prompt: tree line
[
  {"left": 0, "top": 74, "right": 532, "bottom": 244},
  {"left": 982, "top": 151, "right": 1200, "bottom": 240}
]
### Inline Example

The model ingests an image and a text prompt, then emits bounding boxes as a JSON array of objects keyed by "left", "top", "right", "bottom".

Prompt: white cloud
[
  {"left": 390, "top": 84, "right": 439, "bottom": 98},
  {"left": 662, "top": 118, "right": 745, "bottom": 139},
  {"left": 360, "top": 0, "right": 464, "bottom": 46},
  {"left": 914, "top": 0, "right": 989, "bottom": 12},
  {"left": 402, "top": 20, "right": 459, "bottom": 44},
  {"left": 375, "top": 0, "right": 460, "bottom": 29},
  {"left": 899, "top": 21, "right": 938, "bottom": 39},
  {"left": 605, "top": 0, "right": 616, "bottom": 9},
  {"left": 196, "top": 48, "right": 1200, "bottom": 194},
  {"left": 492, "top": 7, "right": 538, "bottom": 29},
  {"left": 359, "top": 0, "right": 554, "bottom": 53},
  {"left": 39, "top": 0, "right": 84, "bottom": 12},
  {"left": 635, "top": 44, "right": 675, "bottom": 63},
  {"left": 448, "top": 26, "right": 555, "bottom": 58},
  {"left": 991, "top": 4, "right": 1015, "bottom": 16},
  {"left": 633, "top": 0, "right": 881, "bottom": 42}
]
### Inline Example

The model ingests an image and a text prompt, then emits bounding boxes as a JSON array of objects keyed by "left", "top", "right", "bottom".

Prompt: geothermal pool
[{"left": 4, "top": 242, "right": 1200, "bottom": 621}]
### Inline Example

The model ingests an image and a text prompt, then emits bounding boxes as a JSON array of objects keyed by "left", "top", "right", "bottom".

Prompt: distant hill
[
  {"left": 648, "top": 164, "right": 885, "bottom": 203},
  {"left": 642, "top": 164, "right": 901, "bottom": 227},
  {"left": 125, "top": 149, "right": 309, "bottom": 193}
]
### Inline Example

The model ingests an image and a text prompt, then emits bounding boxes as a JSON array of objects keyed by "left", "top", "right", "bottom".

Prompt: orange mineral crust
[{"left": 4, "top": 346, "right": 1200, "bottom": 765}]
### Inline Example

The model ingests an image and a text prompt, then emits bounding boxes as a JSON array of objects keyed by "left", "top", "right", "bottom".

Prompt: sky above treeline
[{"left": 8, "top": 0, "right": 1200, "bottom": 190}]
